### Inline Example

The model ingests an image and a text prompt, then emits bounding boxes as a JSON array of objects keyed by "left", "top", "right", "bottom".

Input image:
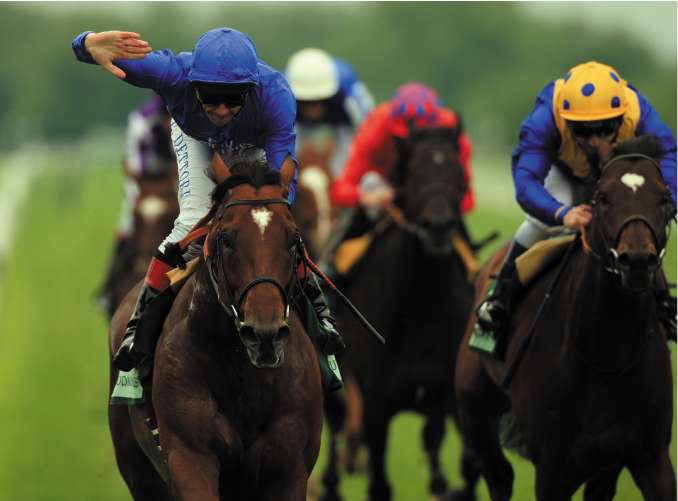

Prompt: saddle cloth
[{"left": 515, "top": 234, "right": 576, "bottom": 287}]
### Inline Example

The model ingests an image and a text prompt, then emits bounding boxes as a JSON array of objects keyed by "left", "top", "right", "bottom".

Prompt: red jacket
[{"left": 330, "top": 102, "right": 475, "bottom": 213}]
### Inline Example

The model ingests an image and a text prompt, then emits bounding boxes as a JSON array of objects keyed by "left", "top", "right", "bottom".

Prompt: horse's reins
[
  {"left": 206, "top": 197, "right": 386, "bottom": 344},
  {"left": 502, "top": 153, "right": 672, "bottom": 387},
  {"left": 582, "top": 153, "right": 672, "bottom": 276},
  {"left": 205, "top": 198, "right": 295, "bottom": 331}
]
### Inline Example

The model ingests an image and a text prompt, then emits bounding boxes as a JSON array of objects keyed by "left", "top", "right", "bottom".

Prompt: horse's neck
[
  {"left": 391, "top": 230, "right": 468, "bottom": 315},
  {"left": 566, "top": 250, "right": 657, "bottom": 364}
]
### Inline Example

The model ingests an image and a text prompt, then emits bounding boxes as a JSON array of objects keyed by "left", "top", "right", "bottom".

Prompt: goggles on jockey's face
[
  {"left": 194, "top": 83, "right": 253, "bottom": 108},
  {"left": 568, "top": 117, "right": 622, "bottom": 139}
]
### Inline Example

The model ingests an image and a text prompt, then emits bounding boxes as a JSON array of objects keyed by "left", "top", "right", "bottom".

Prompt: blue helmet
[{"left": 188, "top": 28, "right": 260, "bottom": 86}]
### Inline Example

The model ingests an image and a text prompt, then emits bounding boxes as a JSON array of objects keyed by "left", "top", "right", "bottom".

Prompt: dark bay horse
[
  {"left": 108, "top": 159, "right": 323, "bottom": 500},
  {"left": 103, "top": 175, "right": 179, "bottom": 319},
  {"left": 322, "top": 127, "right": 476, "bottom": 501},
  {"left": 455, "top": 136, "right": 676, "bottom": 500}
]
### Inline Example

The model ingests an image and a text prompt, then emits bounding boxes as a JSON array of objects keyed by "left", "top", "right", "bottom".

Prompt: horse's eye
[
  {"left": 218, "top": 230, "right": 234, "bottom": 249},
  {"left": 596, "top": 193, "right": 610, "bottom": 206}
]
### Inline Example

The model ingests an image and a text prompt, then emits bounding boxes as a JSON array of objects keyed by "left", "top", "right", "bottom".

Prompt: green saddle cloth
[{"left": 111, "top": 368, "right": 144, "bottom": 405}]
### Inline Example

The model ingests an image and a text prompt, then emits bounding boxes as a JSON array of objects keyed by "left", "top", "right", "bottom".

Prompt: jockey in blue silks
[
  {"left": 286, "top": 48, "right": 374, "bottom": 178},
  {"left": 72, "top": 28, "right": 344, "bottom": 375},
  {"left": 475, "top": 61, "right": 677, "bottom": 353}
]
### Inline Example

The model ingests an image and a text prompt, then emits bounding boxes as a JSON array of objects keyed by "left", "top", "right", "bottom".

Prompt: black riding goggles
[
  {"left": 194, "top": 83, "right": 253, "bottom": 107},
  {"left": 568, "top": 118, "right": 622, "bottom": 139}
]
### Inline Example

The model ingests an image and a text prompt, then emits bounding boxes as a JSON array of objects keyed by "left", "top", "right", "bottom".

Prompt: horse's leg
[
  {"left": 583, "top": 466, "right": 622, "bottom": 501},
  {"left": 343, "top": 374, "right": 364, "bottom": 473},
  {"left": 363, "top": 399, "right": 393, "bottom": 501},
  {"left": 108, "top": 404, "right": 173, "bottom": 500},
  {"left": 257, "top": 465, "right": 309, "bottom": 501},
  {"left": 628, "top": 450, "right": 676, "bottom": 501},
  {"left": 534, "top": 463, "right": 580, "bottom": 501},
  {"left": 320, "top": 390, "right": 346, "bottom": 501},
  {"left": 455, "top": 366, "right": 512, "bottom": 500},
  {"left": 446, "top": 442, "right": 481, "bottom": 501},
  {"left": 164, "top": 442, "right": 220, "bottom": 501},
  {"left": 421, "top": 409, "right": 448, "bottom": 499}
]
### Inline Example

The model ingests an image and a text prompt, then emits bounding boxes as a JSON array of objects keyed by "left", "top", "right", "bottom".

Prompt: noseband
[
  {"left": 587, "top": 154, "right": 672, "bottom": 275},
  {"left": 205, "top": 198, "right": 301, "bottom": 331}
]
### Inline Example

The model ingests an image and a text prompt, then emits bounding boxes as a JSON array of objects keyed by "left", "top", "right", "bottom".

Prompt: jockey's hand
[
  {"left": 84, "top": 31, "right": 152, "bottom": 79},
  {"left": 563, "top": 204, "right": 593, "bottom": 230},
  {"left": 359, "top": 186, "right": 395, "bottom": 209}
]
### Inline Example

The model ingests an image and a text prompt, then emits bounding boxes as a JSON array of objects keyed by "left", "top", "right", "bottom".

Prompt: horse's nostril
[
  {"left": 615, "top": 252, "right": 630, "bottom": 269},
  {"left": 647, "top": 253, "right": 659, "bottom": 269},
  {"left": 616, "top": 251, "right": 658, "bottom": 270},
  {"left": 276, "top": 325, "right": 290, "bottom": 340},
  {"left": 240, "top": 325, "right": 258, "bottom": 345}
]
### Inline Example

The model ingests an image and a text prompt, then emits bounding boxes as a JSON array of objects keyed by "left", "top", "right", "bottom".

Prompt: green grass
[{"left": 0, "top": 150, "right": 674, "bottom": 500}]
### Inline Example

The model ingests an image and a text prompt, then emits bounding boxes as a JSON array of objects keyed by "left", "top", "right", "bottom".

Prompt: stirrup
[{"left": 113, "top": 332, "right": 143, "bottom": 372}]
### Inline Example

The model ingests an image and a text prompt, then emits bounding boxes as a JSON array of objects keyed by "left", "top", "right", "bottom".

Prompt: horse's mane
[
  {"left": 211, "top": 147, "right": 282, "bottom": 205},
  {"left": 611, "top": 135, "right": 664, "bottom": 162}
]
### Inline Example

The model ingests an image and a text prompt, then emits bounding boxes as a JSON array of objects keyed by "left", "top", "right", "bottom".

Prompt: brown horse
[
  {"left": 455, "top": 136, "right": 675, "bottom": 500},
  {"left": 321, "top": 126, "right": 476, "bottom": 501},
  {"left": 102, "top": 175, "right": 179, "bottom": 319},
  {"left": 108, "top": 157, "right": 323, "bottom": 500},
  {"left": 292, "top": 140, "right": 336, "bottom": 259}
]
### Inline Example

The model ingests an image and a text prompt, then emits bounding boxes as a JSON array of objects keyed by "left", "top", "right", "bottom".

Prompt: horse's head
[
  {"left": 132, "top": 176, "right": 180, "bottom": 271},
  {"left": 205, "top": 151, "right": 301, "bottom": 368},
  {"left": 393, "top": 126, "right": 467, "bottom": 255},
  {"left": 588, "top": 135, "right": 674, "bottom": 291}
]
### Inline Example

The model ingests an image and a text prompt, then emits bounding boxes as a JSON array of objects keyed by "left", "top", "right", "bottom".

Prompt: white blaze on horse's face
[
  {"left": 620, "top": 173, "right": 645, "bottom": 194},
  {"left": 251, "top": 207, "right": 273, "bottom": 238},
  {"left": 138, "top": 196, "right": 168, "bottom": 222}
]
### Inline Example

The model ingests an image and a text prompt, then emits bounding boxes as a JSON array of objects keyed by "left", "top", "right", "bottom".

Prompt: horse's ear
[
  {"left": 280, "top": 156, "right": 296, "bottom": 198},
  {"left": 211, "top": 152, "right": 232, "bottom": 184}
]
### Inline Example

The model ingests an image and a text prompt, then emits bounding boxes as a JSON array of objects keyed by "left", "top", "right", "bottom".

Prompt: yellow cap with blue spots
[{"left": 558, "top": 61, "right": 628, "bottom": 121}]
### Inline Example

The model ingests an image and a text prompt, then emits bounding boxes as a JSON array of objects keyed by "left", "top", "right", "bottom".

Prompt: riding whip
[{"left": 301, "top": 247, "right": 386, "bottom": 345}]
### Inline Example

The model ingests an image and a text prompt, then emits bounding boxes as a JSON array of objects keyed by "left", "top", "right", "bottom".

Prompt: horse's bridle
[
  {"left": 204, "top": 198, "right": 303, "bottom": 331},
  {"left": 586, "top": 153, "right": 673, "bottom": 276}
]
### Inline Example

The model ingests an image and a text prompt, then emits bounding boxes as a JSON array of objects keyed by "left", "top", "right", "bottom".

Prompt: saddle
[
  {"left": 332, "top": 211, "right": 479, "bottom": 280},
  {"left": 514, "top": 234, "right": 576, "bottom": 287}
]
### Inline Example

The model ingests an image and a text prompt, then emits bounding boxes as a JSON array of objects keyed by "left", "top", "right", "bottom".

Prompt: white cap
[{"left": 286, "top": 48, "right": 339, "bottom": 101}]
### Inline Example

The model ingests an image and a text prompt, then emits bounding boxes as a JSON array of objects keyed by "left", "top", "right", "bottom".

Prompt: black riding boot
[
  {"left": 113, "top": 255, "right": 174, "bottom": 373},
  {"left": 306, "top": 274, "right": 346, "bottom": 355},
  {"left": 113, "top": 283, "right": 161, "bottom": 372},
  {"left": 476, "top": 241, "right": 528, "bottom": 334}
]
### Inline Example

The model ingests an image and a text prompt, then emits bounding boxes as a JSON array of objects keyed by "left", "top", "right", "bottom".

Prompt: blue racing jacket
[
  {"left": 294, "top": 57, "right": 374, "bottom": 129},
  {"left": 512, "top": 80, "right": 677, "bottom": 225},
  {"left": 72, "top": 29, "right": 298, "bottom": 202}
]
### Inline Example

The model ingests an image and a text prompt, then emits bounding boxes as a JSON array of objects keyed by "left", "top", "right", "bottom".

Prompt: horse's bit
[
  {"left": 587, "top": 153, "right": 673, "bottom": 276},
  {"left": 205, "top": 198, "right": 302, "bottom": 331}
]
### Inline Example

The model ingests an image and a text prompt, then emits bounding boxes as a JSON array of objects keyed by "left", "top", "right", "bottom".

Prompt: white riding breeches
[
  {"left": 514, "top": 165, "right": 575, "bottom": 248},
  {"left": 158, "top": 120, "right": 214, "bottom": 254},
  {"left": 116, "top": 178, "right": 139, "bottom": 238}
]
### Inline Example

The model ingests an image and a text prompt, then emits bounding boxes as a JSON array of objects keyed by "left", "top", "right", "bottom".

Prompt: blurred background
[{"left": 0, "top": 2, "right": 674, "bottom": 500}]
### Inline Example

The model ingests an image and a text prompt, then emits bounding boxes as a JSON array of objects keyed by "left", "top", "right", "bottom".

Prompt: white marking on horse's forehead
[
  {"left": 138, "top": 196, "right": 168, "bottom": 221},
  {"left": 433, "top": 152, "right": 445, "bottom": 165},
  {"left": 251, "top": 207, "right": 273, "bottom": 237},
  {"left": 620, "top": 173, "right": 645, "bottom": 193}
]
